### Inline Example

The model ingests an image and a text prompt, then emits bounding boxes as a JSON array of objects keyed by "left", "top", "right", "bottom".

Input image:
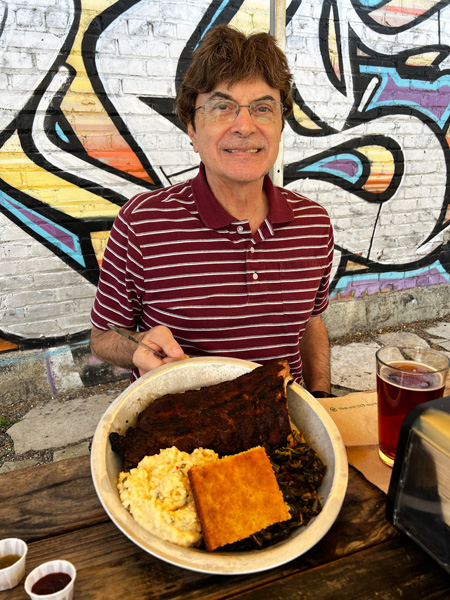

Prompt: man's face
[{"left": 187, "top": 79, "right": 283, "bottom": 191}]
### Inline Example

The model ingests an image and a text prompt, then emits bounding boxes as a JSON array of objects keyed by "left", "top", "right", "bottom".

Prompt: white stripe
[{"left": 142, "top": 317, "right": 308, "bottom": 333}]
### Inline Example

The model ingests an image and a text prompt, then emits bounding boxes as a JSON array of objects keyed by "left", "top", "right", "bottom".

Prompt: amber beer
[{"left": 376, "top": 345, "right": 449, "bottom": 467}]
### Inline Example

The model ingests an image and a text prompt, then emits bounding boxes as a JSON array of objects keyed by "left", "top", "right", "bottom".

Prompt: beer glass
[{"left": 376, "top": 344, "right": 449, "bottom": 467}]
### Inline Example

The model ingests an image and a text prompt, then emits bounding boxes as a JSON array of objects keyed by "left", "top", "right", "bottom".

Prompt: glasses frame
[{"left": 194, "top": 97, "right": 285, "bottom": 124}]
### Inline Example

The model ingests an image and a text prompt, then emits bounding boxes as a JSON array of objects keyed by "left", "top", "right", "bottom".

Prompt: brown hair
[{"left": 176, "top": 25, "right": 293, "bottom": 129}]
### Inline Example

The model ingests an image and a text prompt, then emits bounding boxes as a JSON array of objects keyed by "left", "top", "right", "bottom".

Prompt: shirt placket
[{"left": 244, "top": 220, "right": 275, "bottom": 303}]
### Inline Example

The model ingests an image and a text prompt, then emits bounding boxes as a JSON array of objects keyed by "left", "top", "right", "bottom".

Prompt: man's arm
[
  {"left": 299, "top": 315, "right": 331, "bottom": 394},
  {"left": 90, "top": 325, "right": 186, "bottom": 376}
]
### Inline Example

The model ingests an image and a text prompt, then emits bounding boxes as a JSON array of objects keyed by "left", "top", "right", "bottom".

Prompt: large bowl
[{"left": 91, "top": 357, "right": 348, "bottom": 575}]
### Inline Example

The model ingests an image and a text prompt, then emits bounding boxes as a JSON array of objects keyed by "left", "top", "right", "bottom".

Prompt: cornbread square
[{"left": 188, "top": 446, "right": 291, "bottom": 551}]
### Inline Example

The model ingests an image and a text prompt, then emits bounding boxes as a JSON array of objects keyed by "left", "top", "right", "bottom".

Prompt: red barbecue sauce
[{"left": 31, "top": 572, "right": 71, "bottom": 595}]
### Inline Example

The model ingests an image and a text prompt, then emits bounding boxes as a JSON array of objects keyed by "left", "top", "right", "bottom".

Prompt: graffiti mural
[
  {"left": 0, "top": 0, "right": 449, "bottom": 348},
  {"left": 283, "top": 0, "right": 450, "bottom": 298}
]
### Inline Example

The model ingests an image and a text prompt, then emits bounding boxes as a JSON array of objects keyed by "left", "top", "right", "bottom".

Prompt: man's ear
[{"left": 187, "top": 122, "right": 199, "bottom": 153}]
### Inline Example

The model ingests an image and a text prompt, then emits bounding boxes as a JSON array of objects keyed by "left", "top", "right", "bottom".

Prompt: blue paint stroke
[
  {"left": 298, "top": 153, "right": 363, "bottom": 184},
  {"left": 0, "top": 190, "right": 86, "bottom": 267},
  {"left": 357, "top": 0, "right": 382, "bottom": 7},
  {"left": 55, "top": 122, "right": 70, "bottom": 143},
  {"left": 195, "top": 0, "right": 231, "bottom": 48}
]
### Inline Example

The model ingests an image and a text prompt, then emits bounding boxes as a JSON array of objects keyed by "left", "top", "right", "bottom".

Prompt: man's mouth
[{"left": 225, "top": 148, "right": 260, "bottom": 153}]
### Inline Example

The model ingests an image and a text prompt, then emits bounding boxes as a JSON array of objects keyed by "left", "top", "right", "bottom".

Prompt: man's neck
[{"left": 206, "top": 174, "right": 269, "bottom": 235}]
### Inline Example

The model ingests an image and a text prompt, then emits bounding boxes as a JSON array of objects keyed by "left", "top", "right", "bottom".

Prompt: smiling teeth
[{"left": 228, "top": 149, "right": 259, "bottom": 153}]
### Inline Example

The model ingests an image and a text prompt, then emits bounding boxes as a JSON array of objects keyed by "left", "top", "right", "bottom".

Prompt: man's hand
[
  {"left": 133, "top": 326, "right": 188, "bottom": 377},
  {"left": 90, "top": 325, "right": 188, "bottom": 376}
]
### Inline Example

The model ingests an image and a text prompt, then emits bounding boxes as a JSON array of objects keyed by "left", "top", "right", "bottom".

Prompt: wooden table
[{"left": 2, "top": 452, "right": 449, "bottom": 599}]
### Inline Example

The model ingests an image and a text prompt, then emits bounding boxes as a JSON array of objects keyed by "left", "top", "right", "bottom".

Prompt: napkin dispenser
[{"left": 386, "top": 396, "right": 450, "bottom": 574}]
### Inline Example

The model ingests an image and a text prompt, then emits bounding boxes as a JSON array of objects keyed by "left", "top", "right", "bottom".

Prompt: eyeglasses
[{"left": 194, "top": 97, "right": 284, "bottom": 124}]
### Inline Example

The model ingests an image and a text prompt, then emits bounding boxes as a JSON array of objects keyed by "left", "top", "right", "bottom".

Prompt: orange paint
[
  {"left": 89, "top": 149, "right": 153, "bottom": 182},
  {"left": 363, "top": 173, "right": 394, "bottom": 194},
  {"left": 0, "top": 339, "right": 18, "bottom": 352},
  {"left": 68, "top": 116, "right": 154, "bottom": 184},
  {"left": 384, "top": 5, "right": 429, "bottom": 17}
]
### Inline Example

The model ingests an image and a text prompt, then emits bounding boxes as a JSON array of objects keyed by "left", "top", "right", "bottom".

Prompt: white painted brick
[
  {"left": 45, "top": 10, "right": 71, "bottom": 30},
  {"left": 176, "top": 24, "right": 198, "bottom": 39},
  {"left": 6, "top": 320, "right": 60, "bottom": 337},
  {"left": 54, "top": 286, "right": 95, "bottom": 303},
  {"left": 55, "top": 315, "right": 91, "bottom": 331},
  {"left": 14, "top": 0, "right": 68, "bottom": 7},
  {"left": 0, "top": 50, "right": 33, "bottom": 69},
  {"left": 2, "top": 275, "right": 34, "bottom": 293},
  {"left": 0, "top": 307, "right": 27, "bottom": 324},
  {"left": 152, "top": 21, "right": 177, "bottom": 38},
  {"left": 168, "top": 40, "right": 188, "bottom": 58},
  {"left": 121, "top": 76, "right": 169, "bottom": 96},
  {"left": 145, "top": 59, "right": 178, "bottom": 78},
  {"left": 127, "top": 2, "right": 161, "bottom": 18},
  {"left": 161, "top": 2, "right": 192, "bottom": 19},
  {"left": 25, "top": 299, "right": 75, "bottom": 320},
  {"left": 16, "top": 9, "right": 45, "bottom": 29},
  {"left": 99, "top": 57, "right": 147, "bottom": 77},
  {"left": 96, "top": 37, "right": 117, "bottom": 55},
  {"left": 118, "top": 38, "right": 167, "bottom": 58},
  {"left": 125, "top": 18, "right": 150, "bottom": 37}
]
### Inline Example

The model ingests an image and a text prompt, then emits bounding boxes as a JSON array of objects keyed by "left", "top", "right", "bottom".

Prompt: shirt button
[
  {"left": 250, "top": 247, "right": 255, "bottom": 253},
  {"left": 237, "top": 225, "right": 244, "bottom": 233},
  {"left": 252, "top": 272, "right": 258, "bottom": 280}
]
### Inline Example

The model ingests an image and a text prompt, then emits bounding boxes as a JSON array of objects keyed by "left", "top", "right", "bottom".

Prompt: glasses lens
[
  {"left": 250, "top": 100, "right": 281, "bottom": 122},
  {"left": 203, "top": 99, "right": 238, "bottom": 122}
]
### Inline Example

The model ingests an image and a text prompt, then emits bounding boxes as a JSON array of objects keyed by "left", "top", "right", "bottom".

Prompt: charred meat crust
[{"left": 109, "top": 360, "right": 292, "bottom": 466}]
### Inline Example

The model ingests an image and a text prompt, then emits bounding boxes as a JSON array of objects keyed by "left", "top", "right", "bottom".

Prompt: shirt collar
[{"left": 192, "top": 162, "right": 294, "bottom": 230}]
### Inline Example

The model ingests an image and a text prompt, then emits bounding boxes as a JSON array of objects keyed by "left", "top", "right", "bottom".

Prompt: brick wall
[{"left": 1, "top": 0, "right": 449, "bottom": 350}]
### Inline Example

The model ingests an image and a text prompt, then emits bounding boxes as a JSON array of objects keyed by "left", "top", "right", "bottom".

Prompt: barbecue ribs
[{"left": 109, "top": 360, "right": 292, "bottom": 466}]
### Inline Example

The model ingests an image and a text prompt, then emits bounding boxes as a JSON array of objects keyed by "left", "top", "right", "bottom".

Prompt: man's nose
[{"left": 231, "top": 105, "right": 256, "bottom": 132}]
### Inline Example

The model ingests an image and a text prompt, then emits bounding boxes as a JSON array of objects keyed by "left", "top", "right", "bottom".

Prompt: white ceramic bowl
[
  {"left": 0, "top": 538, "right": 27, "bottom": 591},
  {"left": 24, "top": 560, "right": 76, "bottom": 600},
  {"left": 91, "top": 357, "right": 348, "bottom": 574}
]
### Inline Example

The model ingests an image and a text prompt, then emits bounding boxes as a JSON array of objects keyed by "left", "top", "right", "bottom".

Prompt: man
[{"left": 90, "top": 25, "right": 334, "bottom": 397}]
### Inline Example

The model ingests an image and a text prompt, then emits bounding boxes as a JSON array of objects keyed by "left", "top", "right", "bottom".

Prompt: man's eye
[
  {"left": 253, "top": 103, "right": 274, "bottom": 114},
  {"left": 212, "top": 101, "right": 234, "bottom": 112}
]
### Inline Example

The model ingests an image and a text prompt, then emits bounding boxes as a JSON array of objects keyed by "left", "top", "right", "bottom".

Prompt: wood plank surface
[
  {"left": 0, "top": 455, "right": 107, "bottom": 541},
  {"left": 3, "top": 460, "right": 406, "bottom": 600},
  {"left": 226, "top": 537, "right": 450, "bottom": 600},
  {"left": 5, "top": 520, "right": 448, "bottom": 600},
  {"left": 2, "top": 454, "right": 446, "bottom": 599},
  {"left": 4, "top": 388, "right": 450, "bottom": 598}
]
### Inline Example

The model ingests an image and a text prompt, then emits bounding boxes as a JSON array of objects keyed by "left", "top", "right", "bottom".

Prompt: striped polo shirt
[{"left": 91, "top": 163, "right": 334, "bottom": 383}]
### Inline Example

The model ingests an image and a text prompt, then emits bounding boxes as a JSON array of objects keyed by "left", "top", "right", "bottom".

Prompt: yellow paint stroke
[
  {"left": 328, "top": 4, "right": 340, "bottom": 79},
  {"left": 0, "top": 133, "right": 120, "bottom": 219},
  {"left": 60, "top": 0, "right": 152, "bottom": 182},
  {"left": 91, "top": 230, "right": 110, "bottom": 265},
  {"left": 357, "top": 145, "right": 395, "bottom": 194},
  {"left": 405, "top": 51, "right": 441, "bottom": 67},
  {"left": 292, "top": 105, "right": 323, "bottom": 130},
  {"left": 230, "top": 0, "right": 269, "bottom": 32},
  {"left": 345, "top": 260, "right": 369, "bottom": 272}
]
